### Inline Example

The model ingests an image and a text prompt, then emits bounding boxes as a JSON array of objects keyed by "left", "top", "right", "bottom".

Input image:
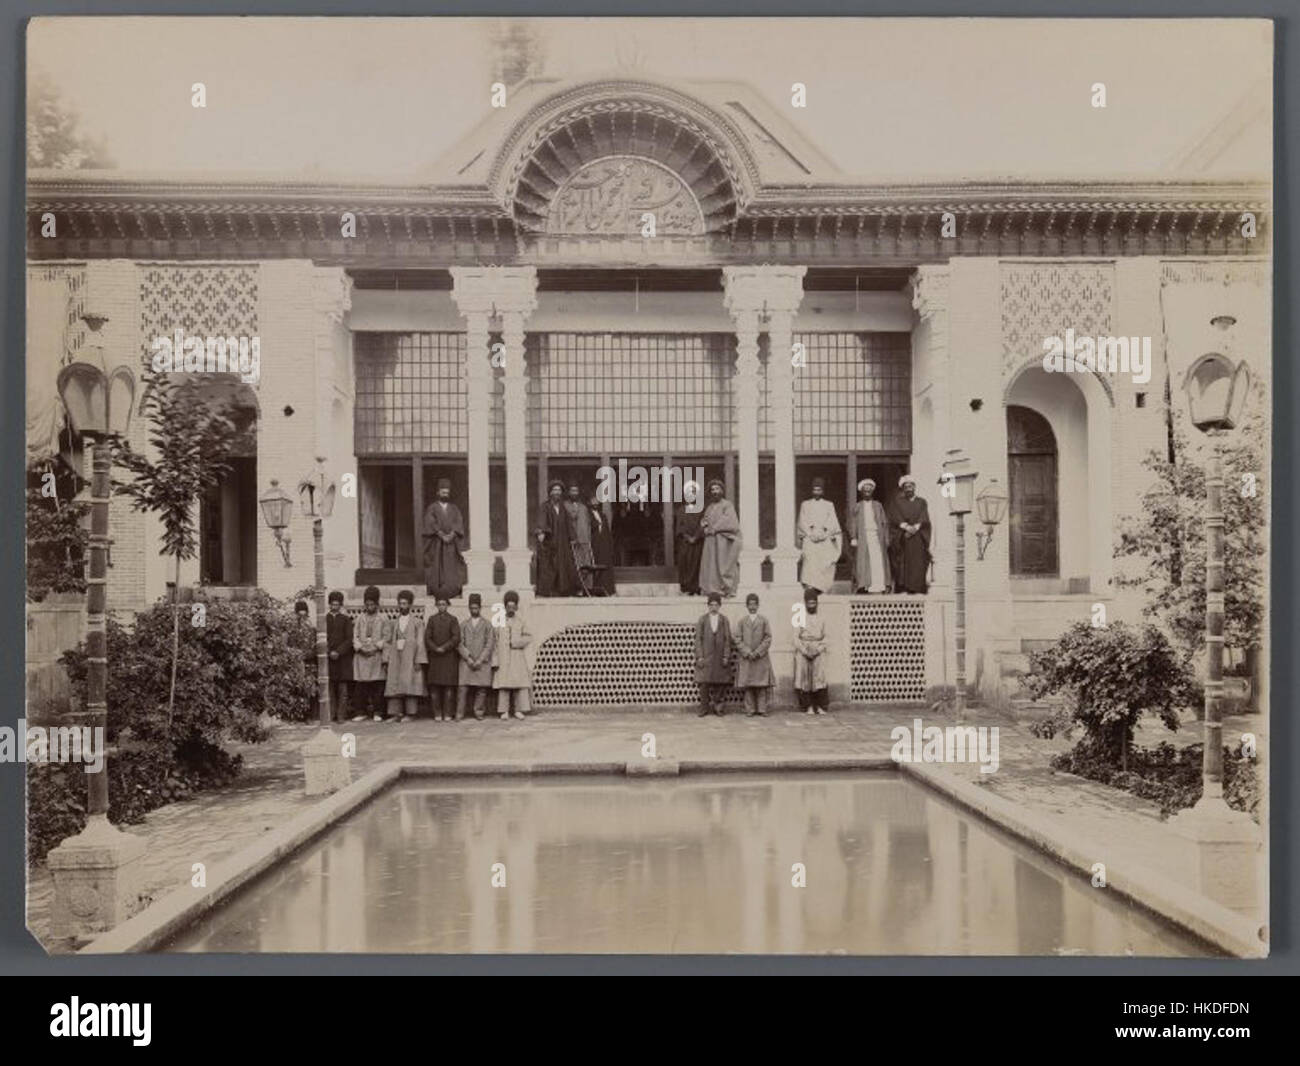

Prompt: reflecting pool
[{"left": 162, "top": 773, "right": 1213, "bottom": 955}]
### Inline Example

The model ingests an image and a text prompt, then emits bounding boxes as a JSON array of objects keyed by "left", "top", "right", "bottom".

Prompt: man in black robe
[
  {"left": 888, "top": 474, "right": 932, "bottom": 594},
  {"left": 674, "top": 480, "right": 703, "bottom": 594},
  {"left": 534, "top": 479, "right": 578, "bottom": 596},
  {"left": 422, "top": 477, "right": 467, "bottom": 600},
  {"left": 587, "top": 488, "right": 617, "bottom": 596}
]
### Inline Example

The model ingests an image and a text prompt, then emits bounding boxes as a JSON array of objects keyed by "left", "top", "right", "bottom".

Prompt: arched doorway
[
  {"left": 196, "top": 381, "right": 259, "bottom": 586},
  {"left": 1007, "top": 405, "right": 1058, "bottom": 576}
]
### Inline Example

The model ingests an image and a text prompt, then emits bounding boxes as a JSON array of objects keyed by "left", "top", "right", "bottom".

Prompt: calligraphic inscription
[{"left": 544, "top": 156, "right": 704, "bottom": 236}]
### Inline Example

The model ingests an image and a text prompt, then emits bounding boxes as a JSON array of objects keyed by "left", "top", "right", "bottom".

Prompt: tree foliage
[
  {"left": 1114, "top": 403, "right": 1266, "bottom": 660},
  {"left": 1024, "top": 621, "right": 1199, "bottom": 765},
  {"left": 25, "top": 461, "right": 88, "bottom": 602},
  {"left": 27, "top": 70, "right": 114, "bottom": 169}
]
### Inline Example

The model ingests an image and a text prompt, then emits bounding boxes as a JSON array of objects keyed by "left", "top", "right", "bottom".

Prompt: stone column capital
[
  {"left": 722, "top": 264, "right": 808, "bottom": 319},
  {"left": 451, "top": 265, "right": 539, "bottom": 320},
  {"left": 909, "top": 265, "right": 951, "bottom": 320},
  {"left": 311, "top": 266, "right": 353, "bottom": 324}
]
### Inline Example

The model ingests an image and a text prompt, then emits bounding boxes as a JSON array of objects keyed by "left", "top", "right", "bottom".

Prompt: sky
[{"left": 28, "top": 17, "right": 1272, "bottom": 180}]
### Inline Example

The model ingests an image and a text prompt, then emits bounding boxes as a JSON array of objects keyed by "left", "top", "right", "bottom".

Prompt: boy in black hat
[
  {"left": 351, "top": 585, "right": 388, "bottom": 721},
  {"left": 457, "top": 592, "right": 495, "bottom": 719},
  {"left": 794, "top": 589, "right": 830, "bottom": 715},
  {"left": 326, "top": 590, "right": 354, "bottom": 723},
  {"left": 694, "top": 590, "right": 733, "bottom": 717}
]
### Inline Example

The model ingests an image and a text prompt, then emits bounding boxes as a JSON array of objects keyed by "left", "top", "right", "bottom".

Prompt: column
[
  {"left": 764, "top": 271, "right": 807, "bottom": 584},
  {"left": 499, "top": 278, "right": 539, "bottom": 587},
  {"left": 722, "top": 271, "right": 764, "bottom": 589},
  {"left": 724, "top": 266, "right": 806, "bottom": 589},
  {"left": 451, "top": 267, "right": 538, "bottom": 591}
]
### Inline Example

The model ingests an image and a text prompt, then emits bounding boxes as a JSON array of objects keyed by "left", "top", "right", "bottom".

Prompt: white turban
[
  {"left": 857, "top": 478, "right": 876, "bottom": 493},
  {"left": 899, "top": 474, "right": 917, "bottom": 488}
]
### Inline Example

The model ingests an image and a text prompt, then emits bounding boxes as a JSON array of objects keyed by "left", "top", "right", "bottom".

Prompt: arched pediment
[{"left": 491, "top": 80, "right": 755, "bottom": 236}]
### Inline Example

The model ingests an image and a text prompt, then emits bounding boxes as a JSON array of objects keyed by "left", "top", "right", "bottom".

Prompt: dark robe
[
  {"left": 888, "top": 494, "right": 932, "bottom": 594},
  {"left": 674, "top": 506, "right": 703, "bottom": 594},
  {"left": 422, "top": 500, "right": 467, "bottom": 599},
  {"left": 588, "top": 504, "right": 617, "bottom": 595},
  {"left": 694, "top": 612, "right": 733, "bottom": 684},
  {"left": 534, "top": 499, "right": 578, "bottom": 597},
  {"left": 326, "top": 611, "right": 354, "bottom": 682},
  {"left": 423, "top": 610, "right": 461, "bottom": 687}
]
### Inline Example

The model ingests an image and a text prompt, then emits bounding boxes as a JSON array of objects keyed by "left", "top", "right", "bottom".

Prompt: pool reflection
[{"left": 164, "top": 773, "right": 1210, "bottom": 955}]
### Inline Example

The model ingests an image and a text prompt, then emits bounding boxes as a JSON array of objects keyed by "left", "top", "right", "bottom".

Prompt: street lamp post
[
  {"left": 263, "top": 459, "right": 351, "bottom": 796},
  {"left": 1168, "top": 343, "right": 1261, "bottom": 919},
  {"left": 47, "top": 311, "right": 146, "bottom": 941},
  {"left": 940, "top": 449, "right": 979, "bottom": 719}
]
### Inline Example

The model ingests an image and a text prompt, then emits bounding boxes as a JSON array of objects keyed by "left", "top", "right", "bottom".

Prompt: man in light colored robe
[
  {"left": 565, "top": 482, "right": 594, "bottom": 590},
  {"left": 383, "top": 589, "right": 427, "bottom": 721},
  {"left": 491, "top": 589, "right": 532, "bottom": 720},
  {"left": 850, "top": 478, "right": 892, "bottom": 593},
  {"left": 457, "top": 592, "right": 496, "bottom": 720},
  {"left": 794, "top": 590, "right": 829, "bottom": 715},
  {"left": 698, "top": 478, "right": 741, "bottom": 598},
  {"left": 797, "top": 477, "right": 841, "bottom": 594},
  {"left": 351, "top": 586, "right": 389, "bottom": 722},
  {"left": 733, "top": 593, "right": 774, "bottom": 717}
]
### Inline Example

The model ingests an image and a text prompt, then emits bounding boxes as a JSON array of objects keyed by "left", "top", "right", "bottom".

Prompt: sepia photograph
[{"left": 20, "top": 14, "right": 1273, "bottom": 964}]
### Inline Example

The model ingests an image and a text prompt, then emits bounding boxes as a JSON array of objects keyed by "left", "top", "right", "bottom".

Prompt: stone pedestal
[
  {"left": 47, "top": 813, "right": 147, "bottom": 941},
  {"left": 770, "top": 547, "right": 802, "bottom": 587},
  {"left": 502, "top": 548, "right": 533, "bottom": 590},
  {"left": 738, "top": 547, "right": 764, "bottom": 591},
  {"left": 464, "top": 549, "right": 497, "bottom": 591},
  {"left": 1168, "top": 794, "right": 1262, "bottom": 917},
  {"left": 302, "top": 727, "right": 352, "bottom": 797}
]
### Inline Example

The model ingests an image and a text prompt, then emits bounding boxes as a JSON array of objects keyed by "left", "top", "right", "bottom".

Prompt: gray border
[{"left": 2, "top": 1, "right": 1295, "bottom": 977}]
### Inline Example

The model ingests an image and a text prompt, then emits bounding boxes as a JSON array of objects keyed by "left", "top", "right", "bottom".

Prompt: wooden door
[{"left": 1007, "top": 406, "right": 1058, "bottom": 576}]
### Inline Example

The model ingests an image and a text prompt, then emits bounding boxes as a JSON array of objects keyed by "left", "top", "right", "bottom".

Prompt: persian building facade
[{"left": 27, "top": 76, "right": 1272, "bottom": 707}]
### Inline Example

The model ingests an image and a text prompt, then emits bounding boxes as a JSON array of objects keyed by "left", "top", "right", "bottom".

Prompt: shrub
[
  {"left": 26, "top": 745, "right": 242, "bottom": 864},
  {"left": 1023, "top": 621, "right": 1199, "bottom": 768},
  {"left": 61, "top": 589, "right": 316, "bottom": 746},
  {"left": 1049, "top": 739, "right": 1259, "bottom": 822},
  {"left": 31, "top": 592, "right": 314, "bottom": 862},
  {"left": 26, "top": 462, "right": 88, "bottom": 603}
]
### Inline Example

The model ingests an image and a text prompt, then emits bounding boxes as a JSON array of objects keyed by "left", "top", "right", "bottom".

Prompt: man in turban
[
  {"left": 422, "top": 477, "right": 467, "bottom": 600},
  {"left": 850, "top": 478, "right": 891, "bottom": 593},
  {"left": 535, "top": 480, "right": 578, "bottom": 596},
  {"left": 797, "top": 476, "right": 842, "bottom": 594},
  {"left": 565, "top": 481, "right": 594, "bottom": 592},
  {"left": 698, "top": 478, "right": 741, "bottom": 598},
  {"left": 888, "top": 474, "right": 932, "bottom": 594}
]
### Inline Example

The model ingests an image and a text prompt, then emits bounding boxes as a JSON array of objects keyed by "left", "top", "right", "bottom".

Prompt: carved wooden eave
[{"left": 28, "top": 170, "right": 1270, "bottom": 266}]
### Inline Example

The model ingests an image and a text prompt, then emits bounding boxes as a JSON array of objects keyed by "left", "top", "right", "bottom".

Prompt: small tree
[
  {"left": 1115, "top": 401, "right": 1267, "bottom": 663},
  {"left": 1024, "top": 621, "right": 1199, "bottom": 769},
  {"left": 114, "top": 372, "right": 239, "bottom": 731}
]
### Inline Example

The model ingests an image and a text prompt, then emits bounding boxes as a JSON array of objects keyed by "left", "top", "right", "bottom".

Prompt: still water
[{"left": 163, "top": 773, "right": 1212, "bottom": 955}]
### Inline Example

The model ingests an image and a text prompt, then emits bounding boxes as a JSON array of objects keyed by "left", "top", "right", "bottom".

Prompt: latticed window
[
  {"left": 526, "top": 333, "right": 736, "bottom": 453},
  {"left": 354, "top": 332, "right": 467, "bottom": 454},
  {"left": 790, "top": 332, "right": 912, "bottom": 453}
]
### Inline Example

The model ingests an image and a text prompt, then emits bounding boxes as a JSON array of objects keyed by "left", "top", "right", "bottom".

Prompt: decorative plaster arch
[{"left": 491, "top": 80, "right": 759, "bottom": 234}]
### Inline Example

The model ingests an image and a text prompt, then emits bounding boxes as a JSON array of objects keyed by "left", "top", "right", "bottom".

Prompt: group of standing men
[
  {"left": 304, "top": 587, "right": 534, "bottom": 723},
  {"left": 534, "top": 480, "right": 617, "bottom": 596},
  {"left": 676, "top": 474, "right": 933, "bottom": 598}
]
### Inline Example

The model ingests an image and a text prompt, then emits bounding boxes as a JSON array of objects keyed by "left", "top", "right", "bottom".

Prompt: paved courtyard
[{"left": 25, "top": 703, "right": 1266, "bottom": 953}]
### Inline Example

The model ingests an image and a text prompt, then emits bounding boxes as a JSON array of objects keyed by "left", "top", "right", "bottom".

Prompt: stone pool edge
[
  {"left": 898, "top": 762, "right": 1267, "bottom": 960},
  {"left": 78, "top": 757, "right": 1264, "bottom": 958}
]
